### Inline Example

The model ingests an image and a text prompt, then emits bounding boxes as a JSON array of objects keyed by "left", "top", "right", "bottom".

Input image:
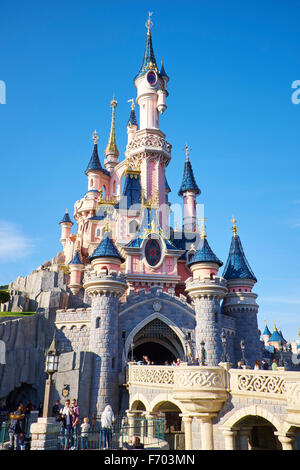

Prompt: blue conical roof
[
  {"left": 160, "top": 59, "right": 168, "bottom": 79},
  {"left": 268, "top": 329, "right": 283, "bottom": 343},
  {"left": 222, "top": 235, "right": 257, "bottom": 282},
  {"left": 178, "top": 159, "right": 200, "bottom": 196},
  {"left": 127, "top": 107, "right": 138, "bottom": 128},
  {"left": 186, "top": 237, "right": 223, "bottom": 268},
  {"left": 59, "top": 210, "right": 73, "bottom": 225},
  {"left": 69, "top": 250, "right": 82, "bottom": 265},
  {"left": 263, "top": 324, "right": 271, "bottom": 336},
  {"left": 135, "top": 30, "right": 159, "bottom": 80},
  {"left": 85, "top": 144, "right": 109, "bottom": 175},
  {"left": 89, "top": 233, "right": 125, "bottom": 263}
]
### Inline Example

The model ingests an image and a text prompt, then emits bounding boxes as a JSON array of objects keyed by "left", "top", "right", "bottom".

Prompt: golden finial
[
  {"left": 273, "top": 321, "right": 277, "bottom": 331},
  {"left": 93, "top": 130, "right": 99, "bottom": 145},
  {"left": 110, "top": 94, "right": 117, "bottom": 108},
  {"left": 184, "top": 143, "right": 191, "bottom": 162},
  {"left": 145, "top": 11, "right": 153, "bottom": 34},
  {"left": 231, "top": 216, "right": 237, "bottom": 237},
  {"left": 103, "top": 220, "right": 110, "bottom": 233},
  {"left": 200, "top": 217, "right": 207, "bottom": 239},
  {"left": 128, "top": 98, "right": 135, "bottom": 110}
]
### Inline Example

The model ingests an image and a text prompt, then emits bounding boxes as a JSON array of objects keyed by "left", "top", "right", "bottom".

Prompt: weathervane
[
  {"left": 128, "top": 98, "right": 135, "bottom": 110},
  {"left": 200, "top": 217, "right": 207, "bottom": 239},
  {"left": 110, "top": 94, "right": 117, "bottom": 108},
  {"left": 93, "top": 130, "right": 99, "bottom": 145},
  {"left": 184, "top": 143, "right": 192, "bottom": 162},
  {"left": 145, "top": 11, "right": 153, "bottom": 32},
  {"left": 231, "top": 216, "right": 237, "bottom": 237}
]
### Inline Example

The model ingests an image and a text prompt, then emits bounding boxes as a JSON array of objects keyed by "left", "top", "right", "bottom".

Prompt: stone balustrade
[{"left": 229, "top": 369, "right": 288, "bottom": 400}]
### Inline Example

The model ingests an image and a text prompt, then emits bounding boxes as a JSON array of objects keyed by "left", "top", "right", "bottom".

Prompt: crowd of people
[
  {"left": 53, "top": 399, "right": 115, "bottom": 450},
  {"left": 237, "top": 358, "right": 279, "bottom": 370}
]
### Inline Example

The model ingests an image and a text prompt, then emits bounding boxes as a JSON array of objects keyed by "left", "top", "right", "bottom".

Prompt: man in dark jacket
[{"left": 9, "top": 404, "right": 26, "bottom": 450}]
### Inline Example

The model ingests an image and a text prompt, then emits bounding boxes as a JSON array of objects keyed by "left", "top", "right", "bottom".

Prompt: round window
[{"left": 145, "top": 239, "right": 161, "bottom": 266}]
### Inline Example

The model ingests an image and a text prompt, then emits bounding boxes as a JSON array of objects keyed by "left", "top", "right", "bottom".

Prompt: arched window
[
  {"left": 90, "top": 178, "right": 94, "bottom": 188},
  {"left": 102, "top": 185, "right": 106, "bottom": 199},
  {"left": 95, "top": 317, "right": 100, "bottom": 329},
  {"left": 96, "top": 228, "right": 101, "bottom": 237},
  {"left": 129, "top": 220, "right": 139, "bottom": 235}
]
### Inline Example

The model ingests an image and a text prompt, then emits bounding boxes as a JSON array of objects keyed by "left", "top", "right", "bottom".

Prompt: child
[{"left": 80, "top": 417, "right": 90, "bottom": 450}]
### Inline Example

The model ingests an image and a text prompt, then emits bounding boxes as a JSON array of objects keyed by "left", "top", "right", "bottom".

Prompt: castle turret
[
  {"left": 84, "top": 224, "right": 127, "bottom": 414},
  {"left": 104, "top": 96, "right": 120, "bottom": 172},
  {"left": 85, "top": 131, "right": 107, "bottom": 191},
  {"left": 222, "top": 218, "right": 261, "bottom": 366},
  {"left": 262, "top": 320, "right": 271, "bottom": 345},
  {"left": 59, "top": 209, "right": 73, "bottom": 247},
  {"left": 68, "top": 250, "right": 84, "bottom": 295},
  {"left": 134, "top": 13, "right": 168, "bottom": 130},
  {"left": 126, "top": 99, "right": 138, "bottom": 146},
  {"left": 185, "top": 222, "right": 227, "bottom": 366},
  {"left": 178, "top": 147, "right": 200, "bottom": 232}
]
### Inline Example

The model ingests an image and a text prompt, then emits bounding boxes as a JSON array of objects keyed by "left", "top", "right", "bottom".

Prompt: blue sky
[{"left": 0, "top": 0, "right": 300, "bottom": 342}]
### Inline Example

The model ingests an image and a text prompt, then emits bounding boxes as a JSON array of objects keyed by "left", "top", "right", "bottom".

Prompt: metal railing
[{"left": 56, "top": 417, "right": 165, "bottom": 450}]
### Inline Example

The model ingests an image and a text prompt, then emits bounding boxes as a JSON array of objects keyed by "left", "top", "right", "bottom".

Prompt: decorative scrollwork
[
  {"left": 130, "top": 366, "right": 174, "bottom": 385},
  {"left": 237, "top": 373, "right": 286, "bottom": 395},
  {"left": 175, "top": 370, "right": 224, "bottom": 388}
]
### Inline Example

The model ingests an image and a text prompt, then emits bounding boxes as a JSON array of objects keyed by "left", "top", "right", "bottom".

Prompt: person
[
  {"left": 101, "top": 404, "right": 115, "bottom": 450},
  {"left": 80, "top": 417, "right": 90, "bottom": 450},
  {"left": 194, "top": 357, "right": 200, "bottom": 366},
  {"left": 237, "top": 361, "right": 243, "bottom": 369},
  {"left": 272, "top": 359, "right": 278, "bottom": 371},
  {"left": 38, "top": 402, "right": 43, "bottom": 417},
  {"left": 60, "top": 399, "right": 73, "bottom": 450},
  {"left": 254, "top": 360, "right": 260, "bottom": 370},
  {"left": 71, "top": 398, "right": 80, "bottom": 449},
  {"left": 52, "top": 400, "right": 62, "bottom": 419},
  {"left": 261, "top": 359, "right": 269, "bottom": 370},
  {"left": 8, "top": 404, "right": 26, "bottom": 450},
  {"left": 176, "top": 358, "right": 181, "bottom": 366},
  {"left": 123, "top": 435, "right": 144, "bottom": 450}
]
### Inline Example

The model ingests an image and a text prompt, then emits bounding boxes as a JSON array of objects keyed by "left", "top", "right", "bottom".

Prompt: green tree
[{"left": 0, "top": 290, "right": 10, "bottom": 304}]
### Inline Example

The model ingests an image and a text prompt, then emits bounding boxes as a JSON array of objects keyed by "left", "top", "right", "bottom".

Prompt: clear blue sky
[{"left": 1, "top": 0, "right": 300, "bottom": 342}]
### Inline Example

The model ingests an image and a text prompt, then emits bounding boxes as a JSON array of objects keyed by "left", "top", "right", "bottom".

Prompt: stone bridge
[{"left": 127, "top": 363, "right": 300, "bottom": 450}]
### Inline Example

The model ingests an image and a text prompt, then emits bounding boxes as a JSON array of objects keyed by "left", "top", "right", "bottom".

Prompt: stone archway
[
  {"left": 6, "top": 383, "right": 39, "bottom": 412},
  {"left": 151, "top": 399, "right": 184, "bottom": 450},
  {"left": 126, "top": 314, "right": 186, "bottom": 365},
  {"left": 220, "top": 405, "right": 286, "bottom": 450}
]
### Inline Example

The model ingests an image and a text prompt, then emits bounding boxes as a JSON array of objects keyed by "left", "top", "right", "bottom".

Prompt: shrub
[{"left": 0, "top": 291, "right": 10, "bottom": 304}]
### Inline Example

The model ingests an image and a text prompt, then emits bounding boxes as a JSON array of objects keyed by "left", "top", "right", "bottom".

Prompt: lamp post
[
  {"left": 240, "top": 339, "right": 248, "bottom": 366},
  {"left": 43, "top": 336, "right": 59, "bottom": 418},
  {"left": 221, "top": 330, "right": 229, "bottom": 363}
]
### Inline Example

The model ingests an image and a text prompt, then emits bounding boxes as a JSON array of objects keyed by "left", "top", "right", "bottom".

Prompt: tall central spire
[
  {"left": 104, "top": 96, "right": 119, "bottom": 172},
  {"left": 135, "top": 13, "right": 159, "bottom": 80}
]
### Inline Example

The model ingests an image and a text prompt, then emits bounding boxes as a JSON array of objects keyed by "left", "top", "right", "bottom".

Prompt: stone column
[
  {"left": 221, "top": 428, "right": 237, "bottom": 450},
  {"left": 180, "top": 415, "right": 193, "bottom": 450},
  {"left": 238, "top": 427, "right": 251, "bottom": 450},
  {"left": 84, "top": 273, "right": 127, "bottom": 415},
  {"left": 198, "top": 413, "right": 216, "bottom": 450},
  {"left": 275, "top": 433, "right": 295, "bottom": 450}
]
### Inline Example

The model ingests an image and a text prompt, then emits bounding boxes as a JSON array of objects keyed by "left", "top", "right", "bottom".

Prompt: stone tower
[
  {"left": 222, "top": 219, "right": 261, "bottom": 367},
  {"left": 83, "top": 227, "right": 127, "bottom": 414},
  {"left": 185, "top": 224, "right": 227, "bottom": 366}
]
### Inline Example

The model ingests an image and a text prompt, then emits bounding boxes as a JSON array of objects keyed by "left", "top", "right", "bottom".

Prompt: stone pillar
[
  {"left": 275, "top": 433, "right": 295, "bottom": 450},
  {"left": 84, "top": 273, "right": 127, "bottom": 415},
  {"left": 221, "top": 428, "right": 237, "bottom": 450},
  {"left": 238, "top": 427, "right": 251, "bottom": 450},
  {"left": 198, "top": 414, "right": 216, "bottom": 450},
  {"left": 180, "top": 415, "right": 193, "bottom": 450},
  {"left": 30, "top": 418, "right": 61, "bottom": 450}
]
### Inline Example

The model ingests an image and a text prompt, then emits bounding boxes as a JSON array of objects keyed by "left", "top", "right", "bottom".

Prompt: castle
[{"left": 52, "top": 15, "right": 263, "bottom": 417}]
